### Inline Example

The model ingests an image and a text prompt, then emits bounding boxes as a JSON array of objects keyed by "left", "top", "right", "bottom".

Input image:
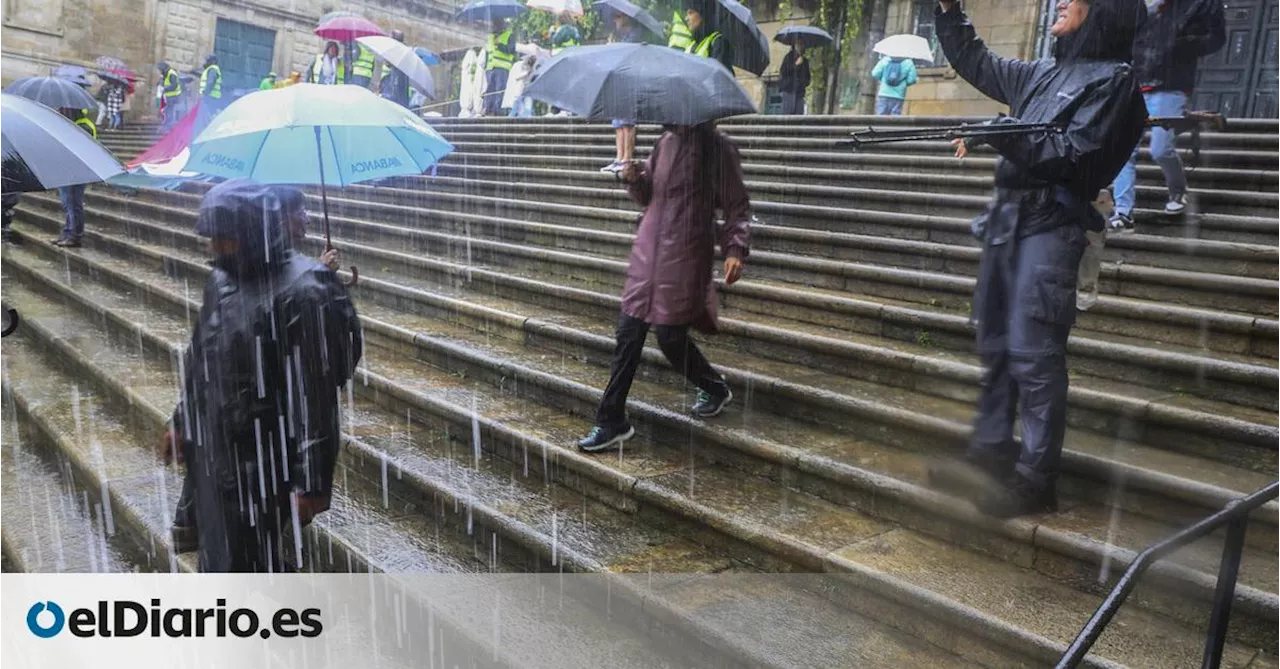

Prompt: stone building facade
[{"left": 2, "top": 0, "right": 485, "bottom": 118}]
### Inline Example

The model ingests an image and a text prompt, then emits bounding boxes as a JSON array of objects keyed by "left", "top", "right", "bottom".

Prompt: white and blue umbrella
[{"left": 188, "top": 84, "right": 454, "bottom": 282}]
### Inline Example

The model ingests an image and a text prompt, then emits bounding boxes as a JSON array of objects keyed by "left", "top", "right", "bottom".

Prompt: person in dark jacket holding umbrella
[
  {"left": 379, "top": 30, "right": 413, "bottom": 108},
  {"left": 927, "top": 0, "right": 1148, "bottom": 517},
  {"left": 159, "top": 180, "right": 362, "bottom": 571},
  {"left": 578, "top": 123, "right": 751, "bottom": 453},
  {"left": 779, "top": 43, "right": 810, "bottom": 114}
]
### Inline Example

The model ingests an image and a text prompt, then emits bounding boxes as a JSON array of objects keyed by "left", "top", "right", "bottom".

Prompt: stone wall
[{"left": 1, "top": 0, "right": 484, "bottom": 119}]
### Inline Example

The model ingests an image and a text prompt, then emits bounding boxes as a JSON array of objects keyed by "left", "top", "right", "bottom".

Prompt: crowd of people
[{"left": 118, "top": 0, "right": 1229, "bottom": 572}]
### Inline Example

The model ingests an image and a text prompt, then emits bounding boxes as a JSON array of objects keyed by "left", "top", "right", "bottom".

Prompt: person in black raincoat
[
  {"left": 927, "top": 0, "right": 1148, "bottom": 518},
  {"left": 160, "top": 180, "right": 362, "bottom": 571}
]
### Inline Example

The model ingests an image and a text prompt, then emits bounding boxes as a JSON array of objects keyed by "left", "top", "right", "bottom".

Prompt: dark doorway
[
  {"left": 213, "top": 18, "right": 277, "bottom": 100},
  {"left": 1192, "top": 0, "right": 1279, "bottom": 118}
]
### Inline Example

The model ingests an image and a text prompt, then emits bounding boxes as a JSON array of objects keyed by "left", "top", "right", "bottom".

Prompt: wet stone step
[
  {"left": 17, "top": 220, "right": 1280, "bottom": 660},
  {"left": 1, "top": 237, "right": 989, "bottom": 669}
]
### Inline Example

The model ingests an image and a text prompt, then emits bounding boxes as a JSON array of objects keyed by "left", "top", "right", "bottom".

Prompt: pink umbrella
[{"left": 314, "top": 15, "right": 386, "bottom": 41}]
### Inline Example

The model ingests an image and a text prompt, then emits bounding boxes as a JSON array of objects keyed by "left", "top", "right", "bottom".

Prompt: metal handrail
[{"left": 1058, "top": 481, "right": 1279, "bottom": 668}]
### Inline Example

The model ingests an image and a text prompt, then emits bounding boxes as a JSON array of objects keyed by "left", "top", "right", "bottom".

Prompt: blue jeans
[
  {"left": 1112, "top": 90, "right": 1187, "bottom": 216},
  {"left": 58, "top": 185, "right": 86, "bottom": 240},
  {"left": 875, "top": 96, "right": 904, "bottom": 115}
]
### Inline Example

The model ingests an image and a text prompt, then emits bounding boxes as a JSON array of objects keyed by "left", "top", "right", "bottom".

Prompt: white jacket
[{"left": 503, "top": 59, "right": 532, "bottom": 109}]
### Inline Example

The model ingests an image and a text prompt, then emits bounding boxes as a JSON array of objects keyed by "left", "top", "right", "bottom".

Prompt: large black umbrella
[
  {"left": 4, "top": 76, "right": 98, "bottom": 110},
  {"left": 454, "top": 0, "right": 527, "bottom": 23},
  {"left": 1, "top": 94, "right": 122, "bottom": 193},
  {"left": 692, "top": 0, "right": 769, "bottom": 75},
  {"left": 524, "top": 43, "right": 755, "bottom": 125},
  {"left": 775, "top": 25, "right": 833, "bottom": 49},
  {"left": 593, "top": 0, "right": 665, "bottom": 41}
]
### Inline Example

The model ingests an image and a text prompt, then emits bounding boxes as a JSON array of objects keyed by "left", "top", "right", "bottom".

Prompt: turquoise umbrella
[{"left": 187, "top": 84, "right": 454, "bottom": 283}]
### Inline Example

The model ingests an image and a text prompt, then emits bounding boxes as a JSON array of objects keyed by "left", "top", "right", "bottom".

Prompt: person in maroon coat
[{"left": 578, "top": 123, "right": 752, "bottom": 453}]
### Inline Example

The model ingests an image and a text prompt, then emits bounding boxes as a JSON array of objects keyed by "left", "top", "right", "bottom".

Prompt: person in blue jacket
[{"left": 870, "top": 55, "right": 918, "bottom": 115}]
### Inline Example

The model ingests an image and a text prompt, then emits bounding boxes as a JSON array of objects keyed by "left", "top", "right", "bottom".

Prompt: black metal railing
[{"left": 1058, "top": 481, "right": 1279, "bottom": 669}]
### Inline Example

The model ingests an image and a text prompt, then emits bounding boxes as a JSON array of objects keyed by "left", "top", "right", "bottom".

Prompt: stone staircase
[{"left": 2, "top": 115, "right": 1276, "bottom": 668}]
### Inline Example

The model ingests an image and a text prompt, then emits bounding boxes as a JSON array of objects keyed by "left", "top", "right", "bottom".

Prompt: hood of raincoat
[
  {"left": 1053, "top": 0, "right": 1148, "bottom": 63},
  {"left": 196, "top": 179, "right": 291, "bottom": 278}
]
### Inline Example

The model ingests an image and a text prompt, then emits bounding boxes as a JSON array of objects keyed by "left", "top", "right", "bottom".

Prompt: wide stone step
[
  {"left": 88, "top": 183, "right": 1278, "bottom": 328},
  {"left": 137, "top": 184, "right": 1280, "bottom": 365},
  {"left": 1, "top": 238, "right": 991, "bottom": 669},
  {"left": 27, "top": 191, "right": 1278, "bottom": 453},
  {"left": 10, "top": 212, "right": 1280, "bottom": 660}
]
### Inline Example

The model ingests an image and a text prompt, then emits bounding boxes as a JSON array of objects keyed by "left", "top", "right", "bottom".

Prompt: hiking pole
[{"left": 837, "top": 121, "right": 1064, "bottom": 149}]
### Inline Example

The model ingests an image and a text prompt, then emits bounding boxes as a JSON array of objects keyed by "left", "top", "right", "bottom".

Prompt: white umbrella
[
  {"left": 873, "top": 34, "right": 935, "bottom": 62},
  {"left": 527, "top": 0, "right": 584, "bottom": 16},
  {"left": 357, "top": 36, "right": 436, "bottom": 99}
]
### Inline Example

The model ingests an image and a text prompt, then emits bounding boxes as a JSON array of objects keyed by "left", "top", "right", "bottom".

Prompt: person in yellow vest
[
  {"left": 684, "top": 0, "right": 734, "bottom": 73},
  {"left": 550, "top": 12, "right": 582, "bottom": 55},
  {"left": 484, "top": 18, "right": 516, "bottom": 116},
  {"left": 308, "top": 41, "right": 345, "bottom": 85},
  {"left": 668, "top": 8, "right": 694, "bottom": 50},
  {"left": 199, "top": 54, "right": 223, "bottom": 111},
  {"left": 276, "top": 71, "right": 302, "bottom": 89},
  {"left": 53, "top": 108, "right": 97, "bottom": 248},
  {"left": 347, "top": 40, "right": 376, "bottom": 88},
  {"left": 157, "top": 61, "right": 184, "bottom": 129}
]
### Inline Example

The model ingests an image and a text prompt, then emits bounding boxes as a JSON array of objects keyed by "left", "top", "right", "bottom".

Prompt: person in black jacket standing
[
  {"left": 160, "top": 180, "right": 362, "bottom": 571},
  {"left": 779, "top": 43, "right": 811, "bottom": 115},
  {"left": 927, "top": 0, "right": 1148, "bottom": 518},
  {"left": 1107, "top": 0, "right": 1225, "bottom": 232}
]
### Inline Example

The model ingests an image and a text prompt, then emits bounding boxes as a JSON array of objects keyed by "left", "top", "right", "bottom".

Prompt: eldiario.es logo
[{"left": 26, "top": 599, "right": 322, "bottom": 639}]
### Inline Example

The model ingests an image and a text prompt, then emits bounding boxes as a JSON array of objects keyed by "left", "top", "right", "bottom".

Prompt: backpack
[
  {"left": 1181, "top": 0, "right": 1227, "bottom": 57},
  {"left": 883, "top": 59, "right": 906, "bottom": 87}
]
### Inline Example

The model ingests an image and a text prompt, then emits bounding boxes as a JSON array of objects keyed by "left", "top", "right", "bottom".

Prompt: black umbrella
[
  {"left": 692, "top": 0, "right": 769, "bottom": 75},
  {"left": 454, "top": 0, "right": 527, "bottom": 23},
  {"left": 0, "top": 94, "right": 122, "bottom": 193},
  {"left": 775, "top": 25, "right": 833, "bottom": 49},
  {"left": 524, "top": 43, "right": 755, "bottom": 125},
  {"left": 4, "top": 76, "right": 98, "bottom": 110},
  {"left": 593, "top": 0, "right": 665, "bottom": 41}
]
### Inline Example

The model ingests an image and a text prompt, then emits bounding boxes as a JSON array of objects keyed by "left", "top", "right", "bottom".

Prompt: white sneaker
[
  {"left": 1164, "top": 193, "right": 1187, "bottom": 215},
  {"left": 600, "top": 161, "right": 622, "bottom": 173}
]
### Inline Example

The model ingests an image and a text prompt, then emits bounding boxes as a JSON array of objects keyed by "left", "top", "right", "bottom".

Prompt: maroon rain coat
[{"left": 621, "top": 126, "right": 752, "bottom": 334}]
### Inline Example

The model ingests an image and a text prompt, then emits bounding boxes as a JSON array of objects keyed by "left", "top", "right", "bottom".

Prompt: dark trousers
[
  {"left": 781, "top": 90, "right": 804, "bottom": 115},
  {"left": 595, "top": 313, "right": 727, "bottom": 429},
  {"left": 484, "top": 69, "right": 509, "bottom": 116},
  {"left": 174, "top": 470, "right": 196, "bottom": 527},
  {"left": 349, "top": 75, "right": 372, "bottom": 88},
  {"left": 58, "top": 185, "right": 85, "bottom": 240},
  {"left": 968, "top": 223, "right": 1086, "bottom": 491}
]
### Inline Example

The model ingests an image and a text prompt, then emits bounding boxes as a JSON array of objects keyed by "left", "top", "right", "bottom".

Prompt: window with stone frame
[{"left": 912, "top": 0, "right": 948, "bottom": 67}]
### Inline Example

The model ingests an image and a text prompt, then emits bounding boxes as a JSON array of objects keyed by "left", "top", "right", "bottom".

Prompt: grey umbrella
[
  {"left": 4, "top": 76, "right": 98, "bottom": 110},
  {"left": 54, "top": 65, "right": 93, "bottom": 87},
  {"left": 357, "top": 36, "right": 436, "bottom": 99},
  {"left": 775, "top": 25, "right": 834, "bottom": 49},
  {"left": 454, "top": 0, "right": 527, "bottom": 23},
  {"left": 592, "top": 0, "right": 664, "bottom": 41},
  {"left": 700, "top": 0, "right": 769, "bottom": 75},
  {"left": 524, "top": 43, "right": 755, "bottom": 125},
  {"left": 1, "top": 93, "right": 122, "bottom": 193}
]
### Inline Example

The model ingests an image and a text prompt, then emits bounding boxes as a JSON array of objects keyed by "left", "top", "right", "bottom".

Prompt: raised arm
[{"left": 935, "top": 1, "right": 1040, "bottom": 107}]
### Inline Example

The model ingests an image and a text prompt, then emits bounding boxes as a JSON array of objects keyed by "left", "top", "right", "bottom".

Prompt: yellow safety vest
[
  {"left": 75, "top": 115, "right": 97, "bottom": 139},
  {"left": 486, "top": 29, "right": 515, "bottom": 71},
  {"left": 311, "top": 54, "right": 345, "bottom": 84},
  {"left": 668, "top": 10, "right": 693, "bottom": 50},
  {"left": 162, "top": 69, "right": 182, "bottom": 98},
  {"left": 551, "top": 27, "right": 581, "bottom": 55},
  {"left": 200, "top": 64, "right": 222, "bottom": 98},
  {"left": 352, "top": 43, "right": 375, "bottom": 79},
  {"left": 688, "top": 32, "right": 722, "bottom": 59}
]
